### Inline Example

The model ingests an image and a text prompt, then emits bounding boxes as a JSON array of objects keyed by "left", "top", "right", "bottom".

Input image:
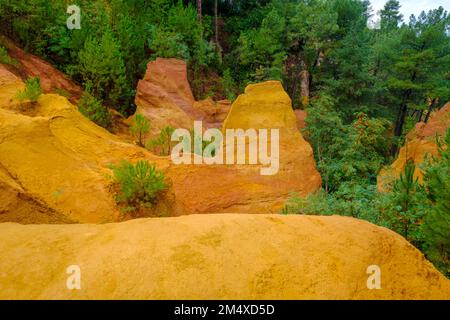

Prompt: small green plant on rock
[
  {"left": 78, "top": 92, "right": 112, "bottom": 129},
  {"left": 110, "top": 159, "right": 166, "bottom": 210},
  {"left": 16, "top": 77, "right": 42, "bottom": 104},
  {"left": 130, "top": 114, "right": 150, "bottom": 147}
]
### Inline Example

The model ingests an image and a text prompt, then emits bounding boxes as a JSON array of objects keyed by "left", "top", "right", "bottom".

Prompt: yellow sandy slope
[
  {"left": 378, "top": 102, "right": 450, "bottom": 191},
  {"left": 0, "top": 214, "right": 448, "bottom": 300}
]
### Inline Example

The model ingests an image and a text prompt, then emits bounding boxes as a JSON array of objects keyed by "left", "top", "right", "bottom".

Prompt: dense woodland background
[{"left": 0, "top": 0, "right": 449, "bottom": 276}]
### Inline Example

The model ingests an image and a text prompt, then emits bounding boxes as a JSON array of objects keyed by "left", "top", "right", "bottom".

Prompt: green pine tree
[
  {"left": 387, "top": 160, "right": 427, "bottom": 243},
  {"left": 77, "top": 29, "right": 127, "bottom": 108},
  {"left": 379, "top": 0, "right": 403, "bottom": 31},
  {"left": 422, "top": 129, "right": 450, "bottom": 277}
]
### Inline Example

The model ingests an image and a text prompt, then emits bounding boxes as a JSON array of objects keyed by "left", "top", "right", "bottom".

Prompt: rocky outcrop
[
  {"left": 294, "top": 109, "right": 307, "bottom": 130},
  {"left": 193, "top": 98, "right": 232, "bottom": 128},
  {"left": 134, "top": 58, "right": 231, "bottom": 137},
  {"left": 0, "top": 60, "right": 144, "bottom": 223},
  {"left": 0, "top": 66, "right": 319, "bottom": 221},
  {"left": 0, "top": 79, "right": 166, "bottom": 223},
  {"left": 0, "top": 214, "right": 448, "bottom": 299},
  {"left": 0, "top": 36, "right": 83, "bottom": 103},
  {"left": 0, "top": 64, "right": 24, "bottom": 110},
  {"left": 378, "top": 102, "right": 450, "bottom": 191},
  {"left": 167, "top": 81, "right": 321, "bottom": 214}
]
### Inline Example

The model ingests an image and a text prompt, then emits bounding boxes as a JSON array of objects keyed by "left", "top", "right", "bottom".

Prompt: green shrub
[
  {"left": 75, "top": 29, "right": 128, "bottom": 107},
  {"left": 16, "top": 77, "right": 42, "bottom": 104},
  {"left": 0, "top": 45, "right": 17, "bottom": 65},
  {"left": 385, "top": 160, "right": 428, "bottom": 243},
  {"left": 78, "top": 92, "right": 111, "bottom": 129},
  {"left": 282, "top": 184, "right": 391, "bottom": 227},
  {"left": 130, "top": 114, "right": 150, "bottom": 147},
  {"left": 421, "top": 129, "right": 450, "bottom": 277},
  {"left": 221, "top": 69, "right": 237, "bottom": 101},
  {"left": 111, "top": 159, "right": 166, "bottom": 208}
]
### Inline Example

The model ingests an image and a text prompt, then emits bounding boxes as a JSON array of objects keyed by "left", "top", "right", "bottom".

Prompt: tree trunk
[
  {"left": 391, "top": 103, "right": 408, "bottom": 156},
  {"left": 424, "top": 98, "right": 437, "bottom": 123},
  {"left": 299, "top": 58, "right": 310, "bottom": 107},
  {"left": 197, "top": 0, "right": 202, "bottom": 21},
  {"left": 417, "top": 109, "right": 423, "bottom": 122},
  {"left": 391, "top": 71, "right": 417, "bottom": 156}
]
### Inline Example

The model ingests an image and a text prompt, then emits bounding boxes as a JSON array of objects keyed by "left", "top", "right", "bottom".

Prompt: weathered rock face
[
  {"left": 134, "top": 58, "right": 231, "bottom": 137},
  {"left": 0, "top": 69, "right": 319, "bottom": 221},
  {"left": 378, "top": 102, "right": 450, "bottom": 191},
  {"left": 167, "top": 81, "right": 321, "bottom": 215},
  {"left": 0, "top": 81, "right": 166, "bottom": 223},
  {"left": 294, "top": 109, "right": 307, "bottom": 130},
  {"left": 0, "top": 64, "right": 24, "bottom": 110},
  {"left": 1, "top": 36, "right": 83, "bottom": 103},
  {"left": 412, "top": 102, "right": 450, "bottom": 139},
  {"left": 0, "top": 214, "right": 448, "bottom": 299},
  {"left": 0, "top": 59, "right": 158, "bottom": 223},
  {"left": 193, "top": 98, "right": 232, "bottom": 128}
]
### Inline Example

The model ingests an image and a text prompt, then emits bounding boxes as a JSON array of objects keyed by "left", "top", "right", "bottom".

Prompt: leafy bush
[
  {"left": 78, "top": 92, "right": 111, "bottom": 129},
  {"left": 111, "top": 159, "right": 166, "bottom": 208},
  {"left": 130, "top": 114, "right": 150, "bottom": 147},
  {"left": 15, "top": 77, "right": 42, "bottom": 104},
  {"left": 221, "top": 69, "right": 237, "bottom": 101},
  {"left": 304, "top": 96, "right": 391, "bottom": 191},
  {"left": 283, "top": 184, "right": 392, "bottom": 227}
]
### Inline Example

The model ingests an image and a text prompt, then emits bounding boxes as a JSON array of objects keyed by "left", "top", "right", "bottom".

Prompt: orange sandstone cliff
[
  {"left": 0, "top": 61, "right": 320, "bottom": 222},
  {"left": 378, "top": 102, "right": 450, "bottom": 191},
  {"left": 134, "top": 58, "right": 231, "bottom": 137},
  {"left": 0, "top": 50, "right": 448, "bottom": 300}
]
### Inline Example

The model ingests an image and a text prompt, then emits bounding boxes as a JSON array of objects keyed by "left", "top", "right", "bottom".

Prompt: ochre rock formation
[
  {"left": 0, "top": 61, "right": 161, "bottom": 223},
  {"left": 294, "top": 109, "right": 307, "bottom": 130},
  {"left": 412, "top": 102, "right": 450, "bottom": 139},
  {"left": 0, "top": 36, "right": 83, "bottom": 103},
  {"left": 167, "top": 81, "right": 321, "bottom": 214},
  {"left": 134, "top": 58, "right": 231, "bottom": 137},
  {"left": 193, "top": 98, "right": 232, "bottom": 128},
  {"left": 0, "top": 86, "right": 166, "bottom": 223},
  {"left": 0, "top": 69, "right": 319, "bottom": 221},
  {"left": 378, "top": 102, "right": 450, "bottom": 191},
  {"left": 0, "top": 64, "right": 24, "bottom": 110},
  {"left": 0, "top": 214, "right": 448, "bottom": 299}
]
